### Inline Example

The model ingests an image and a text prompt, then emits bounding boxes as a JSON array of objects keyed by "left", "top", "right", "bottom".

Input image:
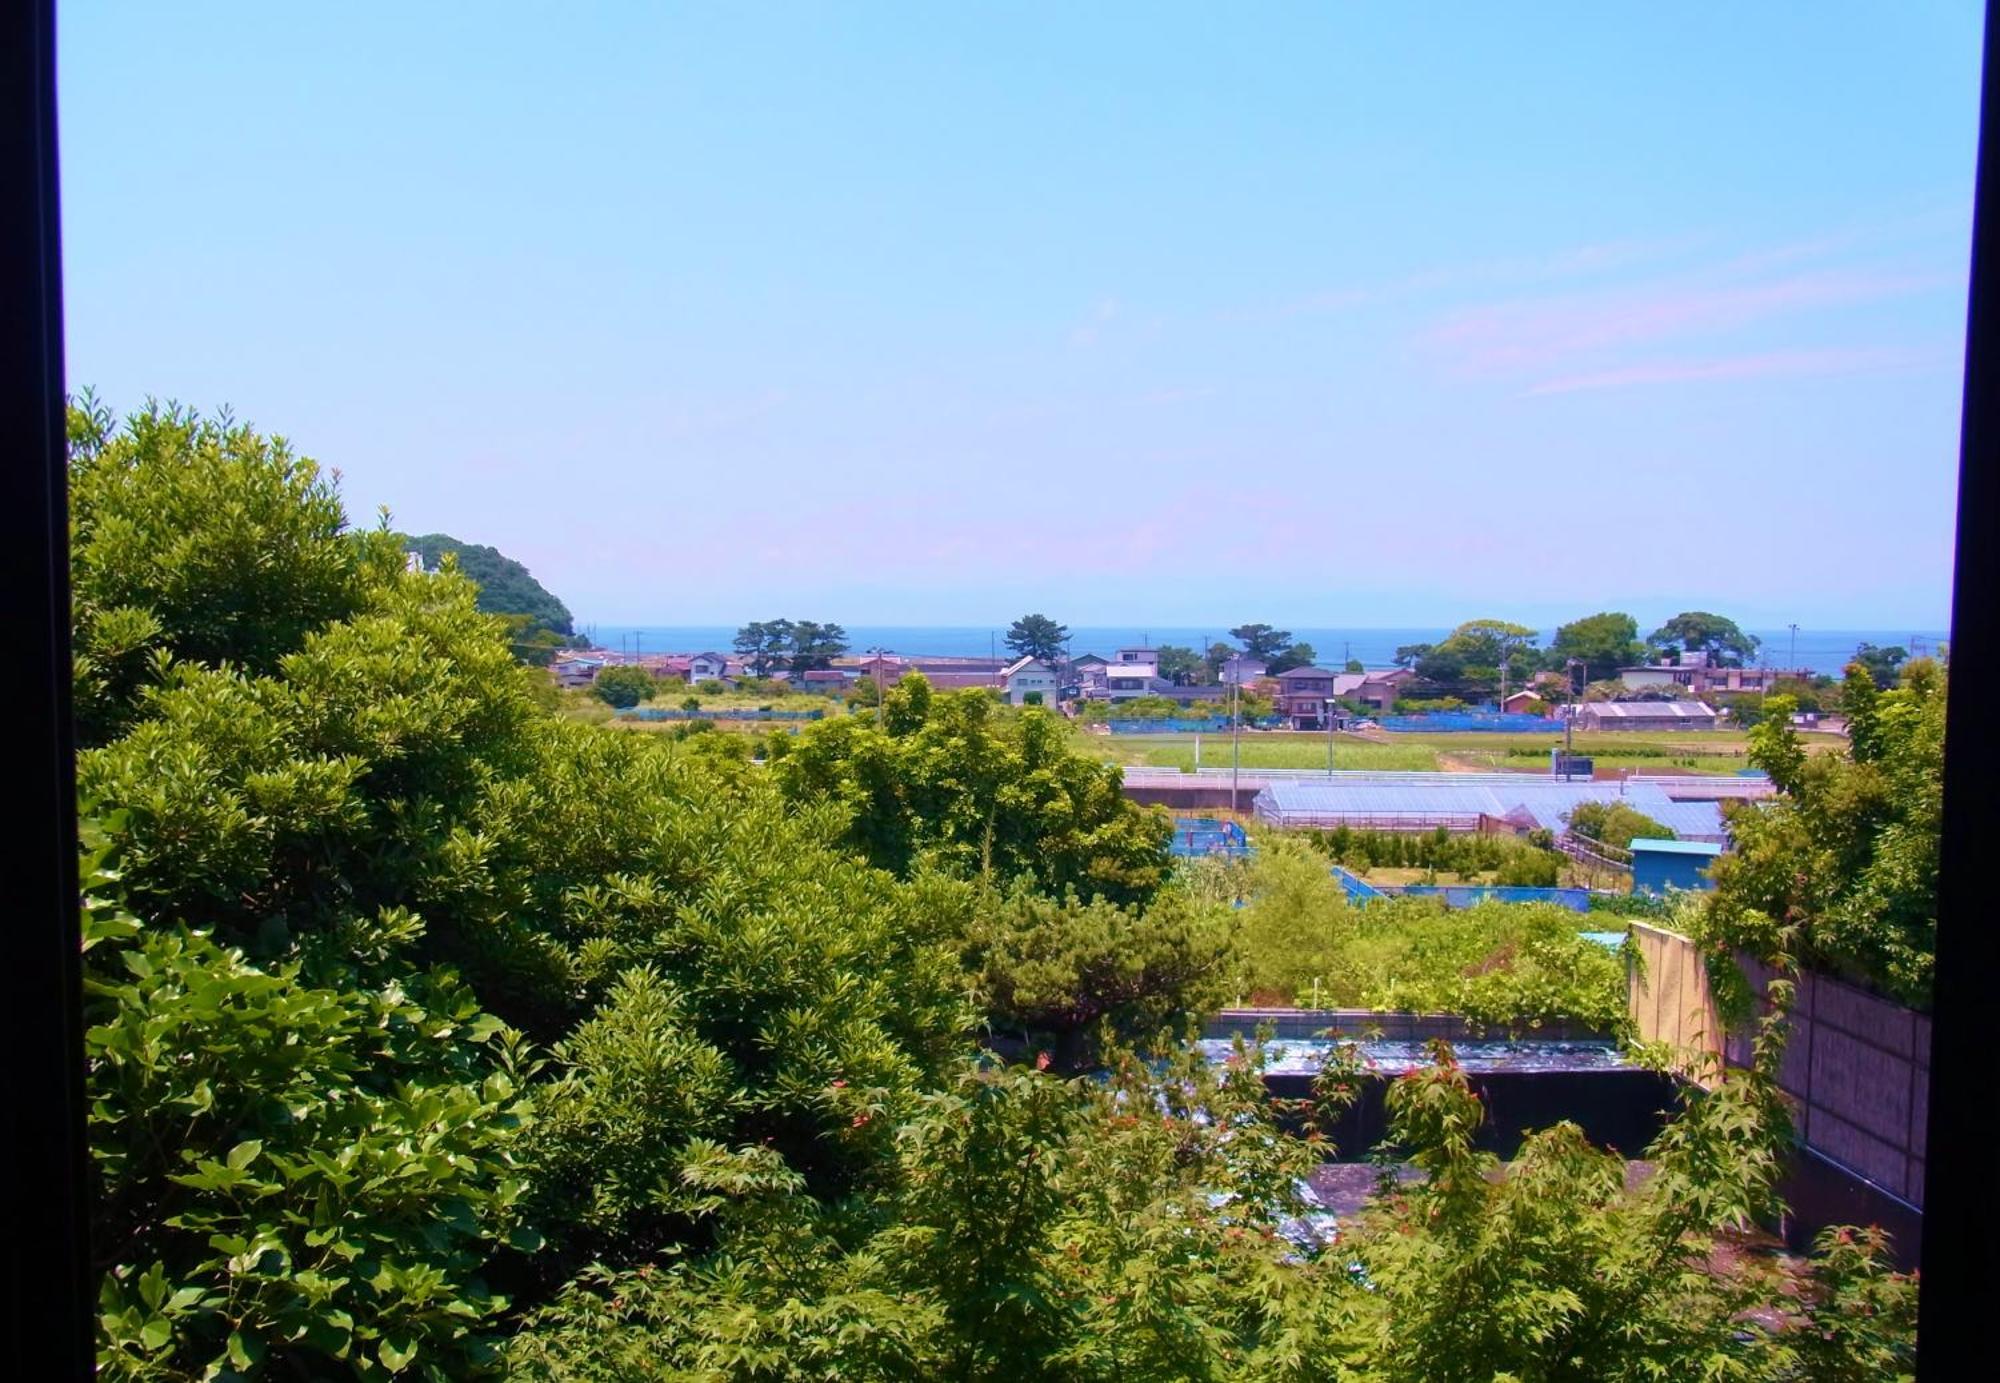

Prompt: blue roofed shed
[{"left": 1629, "top": 838, "right": 1722, "bottom": 896}]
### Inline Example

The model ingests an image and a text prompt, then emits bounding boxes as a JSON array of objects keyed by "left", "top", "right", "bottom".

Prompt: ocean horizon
[{"left": 577, "top": 624, "right": 1949, "bottom": 680}]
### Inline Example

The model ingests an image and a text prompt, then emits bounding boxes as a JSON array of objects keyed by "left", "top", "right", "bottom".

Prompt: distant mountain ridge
[{"left": 399, "top": 532, "right": 577, "bottom": 642}]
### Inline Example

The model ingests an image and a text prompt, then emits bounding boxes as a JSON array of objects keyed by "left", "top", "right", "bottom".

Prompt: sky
[{"left": 57, "top": 3, "right": 1981, "bottom": 628}]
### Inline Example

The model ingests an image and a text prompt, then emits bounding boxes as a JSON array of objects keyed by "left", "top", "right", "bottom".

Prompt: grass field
[
  {"left": 1069, "top": 724, "right": 1845, "bottom": 777},
  {"left": 1071, "top": 731, "right": 1440, "bottom": 773}
]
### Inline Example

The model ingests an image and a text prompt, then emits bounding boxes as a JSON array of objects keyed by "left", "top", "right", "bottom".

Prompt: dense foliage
[
  {"left": 1310, "top": 824, "right": 1562, "bottom": 885},
  {"left": 771, "top": 674, "right": 1174, "bottom": 907},
  {"left": 1704, "top": 666, "right": 1944, "bottom": 1008},
  {"left": 1004, "top": 612, "right": 1068, "bottom": 664},
  {"left": 590, "top": 664, "right": 656, "bottom": 708},
  {"left": 74, "top": 400, "right": 1914, "bottom": 1376},
  {"left": 1567, "top": 801, "right": 1676, "bottom": 853},
  {"left": 1199, "top": 842, "right": 1628, "bottom": 1030},
  {"left": 399, "top": 531, "right": 579, "bottom": 656}
]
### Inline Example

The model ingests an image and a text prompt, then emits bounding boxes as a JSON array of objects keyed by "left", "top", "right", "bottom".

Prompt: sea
[{"left": 577, "top": 625, "right": 1949, "bottom": 680}]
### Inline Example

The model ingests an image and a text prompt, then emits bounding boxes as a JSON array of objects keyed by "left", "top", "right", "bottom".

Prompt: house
[
  {"left": 1630, "top": 838, "right": 1723, "bottom": 895},
  {"left": 1068, "top": 653, "right": 1110, "bottom": 699},
  {"left": 1619, "top": 651, "right": 1807, "bottom": 696},
  {"left": 1500, "top": 689, "right": 1548, "bottom": 715},
  {"left": 1273, "top": 666, "right": 1339, "bottom": 729},
  {"left": 551, "top": 655, "right": 606, "bottom": 687},
  {"left": 1112, "top": 645, "right": 1157, "bottom": 666},
  {"left": 1220, "top": 655, "right": 1267, "bottom": 686},
  {"left": 1104, "top": 662, "right": 1163, "bottom": 702},
  {"left": 800, "top": 669, "right": 850, "bottom": 695},
  {"left": 1001, "top": 656, "right": 1059, "bottom": 706},
  {"left": 688, "top": 651, "right": 731, "bottom": 682},
  {"left": 1323, "top": 666, "right": 1413, "bottom": 712},
  {"left": 1570, "top": 700, "right": 1720, "bottom": 732}
]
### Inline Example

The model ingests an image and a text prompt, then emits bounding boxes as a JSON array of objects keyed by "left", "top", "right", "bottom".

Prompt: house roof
[
  {"left": 1331, "top": 673, "right": 1368, "bottom": 696},
  {"left": 802, "top": 669, "right": 848, "bottom": 682},
  {"left": 1001, "top": 655, "right": 1051, "bottom": 678},
  {"left": 1581, "top": 700, "right": 1717, "bottom": 718},
  {"left": 1071, "top": 653, "right": 1108, "bottom": 667},
  {"left": 1276, "top": 666, "right": 1336, "bottom": 680},
  {"left": 1629, "top": 837, "right": 1724, "bottom": 857}
]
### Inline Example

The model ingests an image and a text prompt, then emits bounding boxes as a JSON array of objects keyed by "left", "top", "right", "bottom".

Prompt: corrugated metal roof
[
  {"left": 1579, "top": 700, "right": 1717, "bottom": 718},
  {"left": 1253, "top": 778, "right": 1725, "bottom": 839}
]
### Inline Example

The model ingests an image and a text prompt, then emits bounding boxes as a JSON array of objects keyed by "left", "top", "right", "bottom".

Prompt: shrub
[{"left": 592, "top": 665, "right": 655, "bottom": 708}]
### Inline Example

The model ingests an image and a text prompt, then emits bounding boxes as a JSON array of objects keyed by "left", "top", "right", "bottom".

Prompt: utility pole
[
  {"left": 1325, "top": 698, "right": 1336, "bottom": 776},
  {"left": 1562, "top": 656, "right": 1582, "bottom": 778},
  {"left": 1231, "top": 674, "right": 1241, "bottom": 816},
  {"left": 1788, "top": 622, "right": 1799, "bottom": 674}
]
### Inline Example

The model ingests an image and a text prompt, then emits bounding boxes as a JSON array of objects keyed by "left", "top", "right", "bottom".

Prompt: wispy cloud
[
  {"left": 1430, "top": 270, "right": 1945, "bottom": 375},
  {"left": 1523, "top": 345, "right": 1941, "bottom": 396}
]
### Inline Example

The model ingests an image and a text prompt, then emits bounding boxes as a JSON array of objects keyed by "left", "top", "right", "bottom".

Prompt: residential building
[
  {"left": 1001, "top": 656, "right": 1059, "bottom": 706},
  {"left": 688, "top": 651, "right": 731, "bottom": 681},
  {"left": 1618, "top": 651, "right": 1808, "bottom": 696},
  {"left": 800, "top": 669, "right": 850, "bottom": 695},
  {"left": 1220, "top": 655, "right": 1267, "bottom": 685},
  {"left": 1273, "top": 666, "right": 1339, "bottom": 729},
  {"left": 1105, "top": 663, "right": 1162, "bottom": 702}
]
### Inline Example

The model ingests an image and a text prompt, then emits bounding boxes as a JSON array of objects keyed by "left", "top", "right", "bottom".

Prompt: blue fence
[
  {"left": 1373, "top": 712, "right": 1561, "bottom": 733},
  {"left": 617, "top": 707, "right": 824, "bottom": 721},
  {"left": 1329, "top": 865, "right": 1593, "bottom": 912},
  {"left": 1170, "top": 817, "right": 1251, "bottom": 858},
  {"left": 1107, "top": 717, "right": 1280, "bottom": 734}
]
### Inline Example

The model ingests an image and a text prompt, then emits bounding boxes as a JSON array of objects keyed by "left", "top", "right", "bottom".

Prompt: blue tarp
[
  {"left": 1329, "top": 865, "right": 1595, "bottom": 912},
  {"left": 1373, "top": 712, "right": 1562, "bottom": 733},
  {"left": 1107, "top": 718, "right": 1280, "bottom": 733},
  {"left": 1170, "top": 817, "right": 1251, "bottom": 858}
]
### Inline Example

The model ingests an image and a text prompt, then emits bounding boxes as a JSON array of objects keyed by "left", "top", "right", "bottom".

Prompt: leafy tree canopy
[
  {"left": 1004, "top": 613, "right": 1068, "bottom": 664},
  {"left": 1266, "top": 641, "right": 1319, "bottom": 675},
  {"left": 1649, "top": 610, "right": 1760, "bottom": 667},
  {"left": 1551, "top": 611, "right": 1645, "bottom": 683},
  {"left": 1153, "top": 644, "right": 1206, "bottom": 685},
  {"left": 1228, "top": 622, "right": 1292, "bottom": 662},
  {"left": 400, "top": 531, "right": 578, "bottom": 642},
  {"left": 592, "top": 664, "right": 655, "bottom": 708},
  {"left": 1705, "top": 662, "right": 1944, "bottom": 1007}
]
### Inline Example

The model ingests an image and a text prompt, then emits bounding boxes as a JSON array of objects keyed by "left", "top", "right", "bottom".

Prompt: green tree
[
  {"left": 1393, "top": 642, "right": 1433, "bottom": 669},
  {"left": 1004, "top": 613, "right": 1068, "bottom": 664},
  {"left": 1153, "top": 644, "right": 1205, "bottom": 685},
  {"left": 968, "top": 887, "right": 1235, "bottom": 1068},
  {"left": 1852, "top": 641, "right": 1908, "bottom": 689},
  {"left": 732, "top": 619, "right": 794, "bottom": 677},
  {"left": 591, "top": 664, "right": 655, "bottom": 708},
  {"left": 1202, "top": 640, "right": 1237, "bottom": 680},
  {"left": 1228, "top": 622, "right": 1292, "bottom": 662},
  {"left": 788, "top": 619, "right": 850, "bottom": 672},
  {"left": 774, "top": 674, "right": 1174, "bottom": 907},
  {"left": 399, "top": 531, "right": 578, "bottom": 642},
  {"left": 1648, "top": 611, "right": 1760, "bottom": 667},
  {"left": 68, "top": 397, "right": 385, "bottom": 746},
  {"left": 1566, "top": 800, "right": 1675, "bottom": 852},
  {"left": 1344, "top": 658, "right": 1365, "bottom": 673},
  {"left": 1705, "top": 663, "right": 1944, "bottom": 1007},
  {"left": 1551, "top": 611, "right": 1644, "bottom": 682},
  {"left": 1266, "top": 641, "right": 1318, "bottom": 675}
]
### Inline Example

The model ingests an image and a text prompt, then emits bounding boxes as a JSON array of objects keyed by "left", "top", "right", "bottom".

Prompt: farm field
[
  {"left": 1070, "top": 725, "right": 1846, "bottom": 777},
  {"left": 1072, "top": 730, "right": 1440, "bottom": 773}
]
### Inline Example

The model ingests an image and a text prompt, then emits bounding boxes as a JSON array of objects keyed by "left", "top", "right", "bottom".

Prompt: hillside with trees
[
  {"left": 399, "top": 531, "right": 583, "bottom": 663},
  {"left": 72, "top": 401, "right": 1915, "bottom": 1377}
]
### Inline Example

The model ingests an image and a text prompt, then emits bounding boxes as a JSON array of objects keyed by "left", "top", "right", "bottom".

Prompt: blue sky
[{"left": 58, "top": 3, "right": 1980, "bottom": 627}]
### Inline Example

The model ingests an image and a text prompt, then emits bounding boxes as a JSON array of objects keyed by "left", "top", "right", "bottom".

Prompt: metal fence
[{"left": 1374, "top": 711, "right": 1562, "bottom": 733}]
